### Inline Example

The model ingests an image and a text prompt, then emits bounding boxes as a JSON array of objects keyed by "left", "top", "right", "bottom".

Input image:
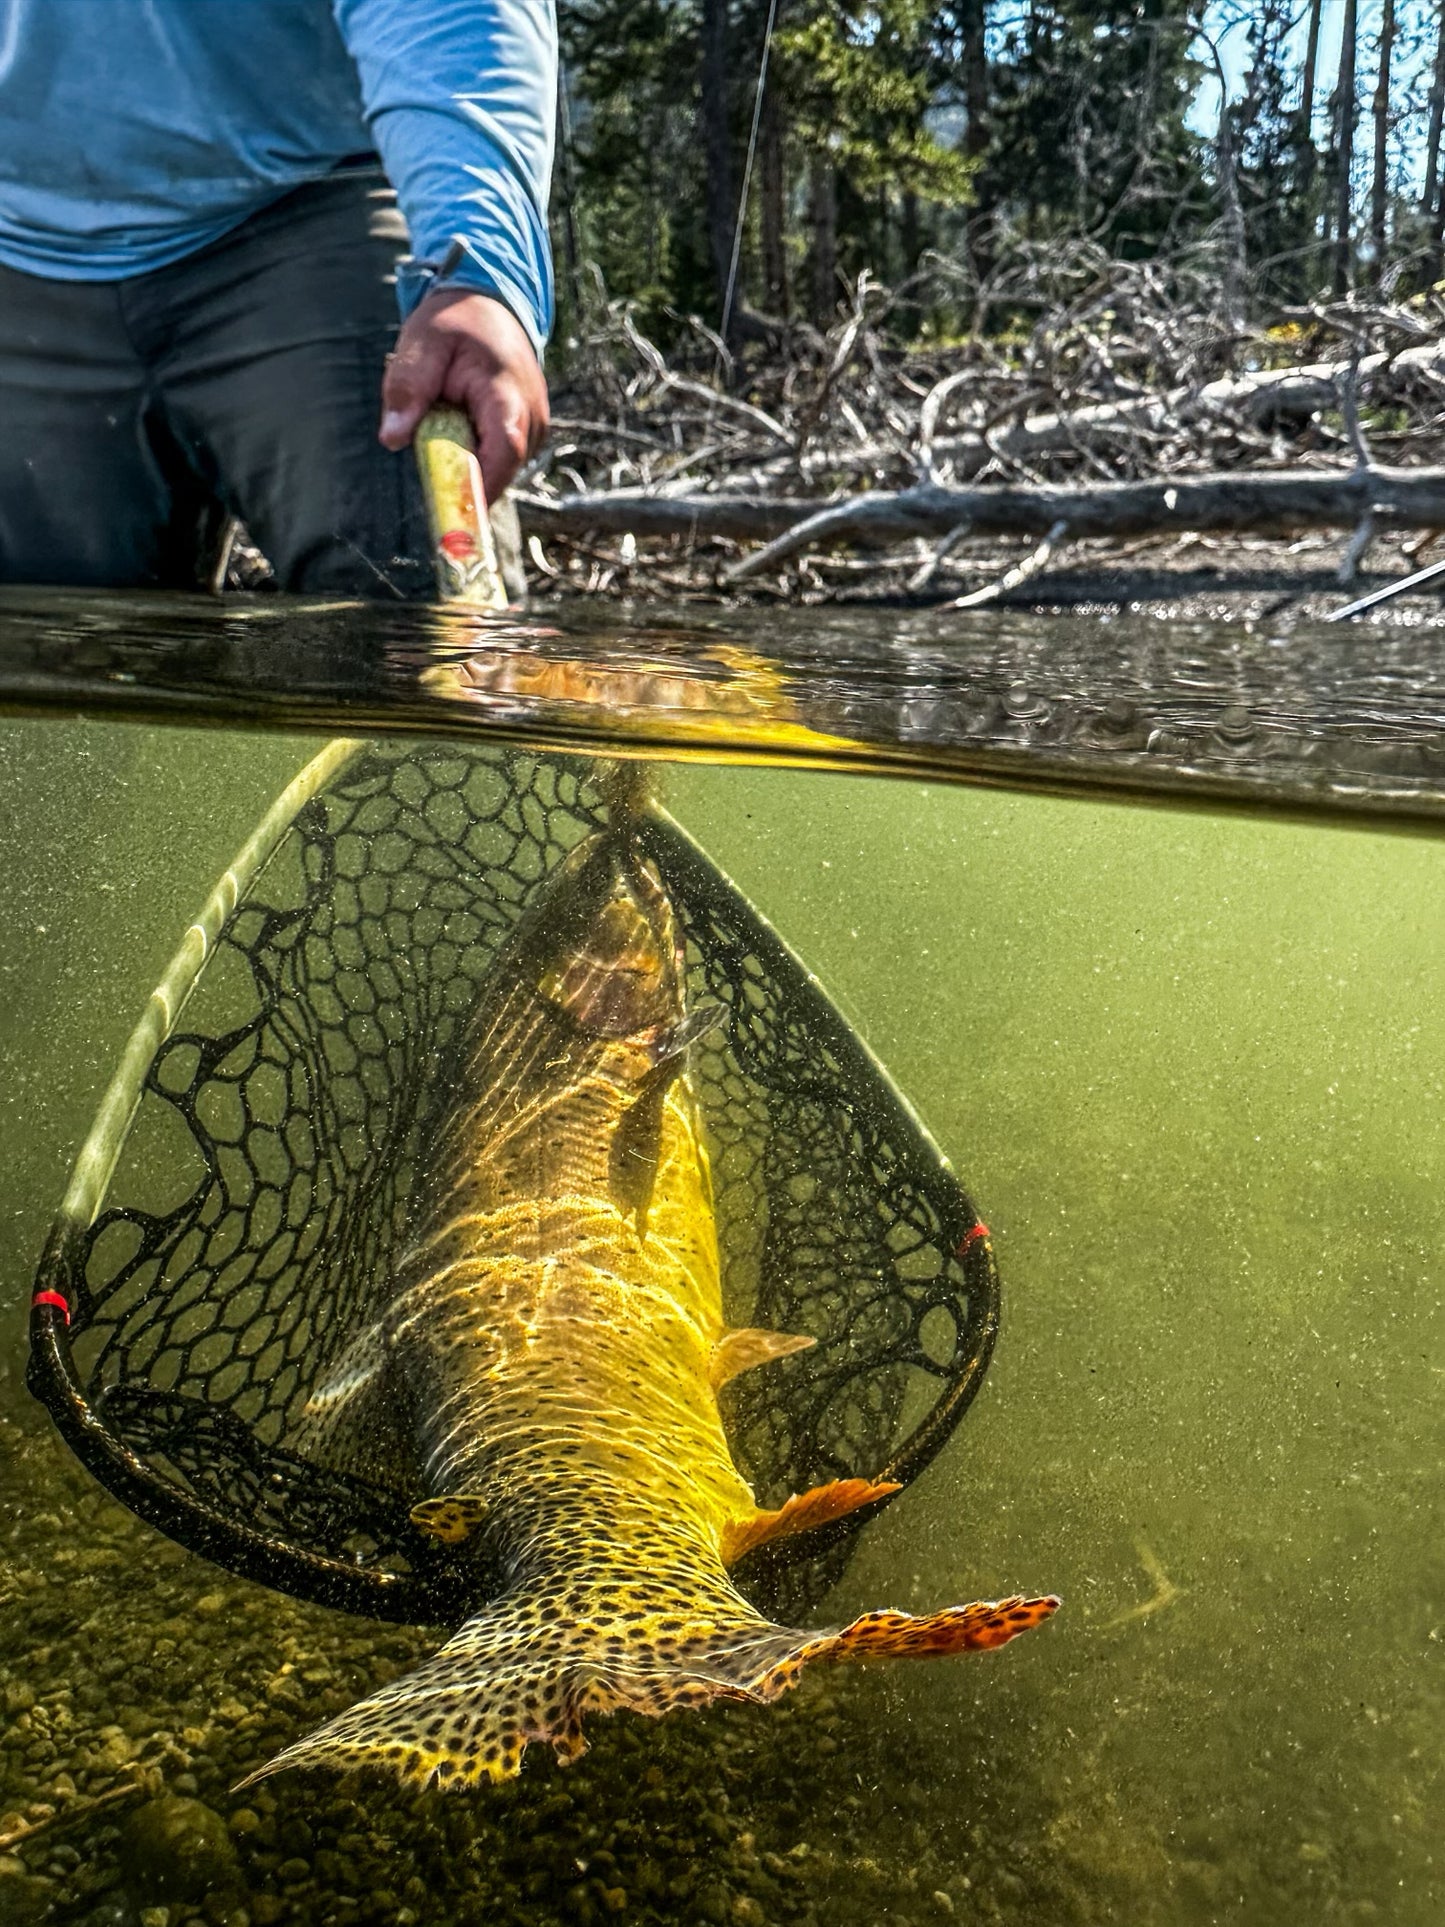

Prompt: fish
[{"left": 246, "top": 783, "right": 1058, "bottom": 1789}]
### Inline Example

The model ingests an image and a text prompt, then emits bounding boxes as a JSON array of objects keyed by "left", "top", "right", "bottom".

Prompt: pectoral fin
[
  {"left": 411, "top": 1497, "right": 491, "bottom": 1545},
  {"left": 722, "top": 1476, "right": 902, "bottom": 1565},
  {"left": 709, "top": 1326, "right": 815, "bottom": 1389},
  {"left": 291, "top": 1319, "right": 413, "bottom": 1494},
  {"left": 610, "top": 1007, "right": 723, "bottom": 1231}
]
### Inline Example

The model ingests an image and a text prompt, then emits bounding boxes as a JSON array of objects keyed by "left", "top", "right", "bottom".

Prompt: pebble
[
  {"left": 0, "top": 1858, "right": 55, "bottom": 1926},
  {"left": 120, "top": 1795, "right": 240, "bottom": 1904},
  {"left": 8, "top": 1407, "right": 1398, "bottom": 1927}
]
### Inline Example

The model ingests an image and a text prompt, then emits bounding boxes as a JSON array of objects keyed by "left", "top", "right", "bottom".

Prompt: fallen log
[{"left": 519, "top": 465, "right": 1445, "bottom": 557}]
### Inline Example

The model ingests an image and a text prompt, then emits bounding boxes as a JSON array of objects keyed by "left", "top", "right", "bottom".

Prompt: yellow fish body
[{"left": 252, "top": 807, "right": 1056, "bottom": 1788}]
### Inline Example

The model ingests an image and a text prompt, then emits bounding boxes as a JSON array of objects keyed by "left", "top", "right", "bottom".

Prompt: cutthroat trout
[{"left": 252, "top": 797, "right": 1057, "bottom": 1788}]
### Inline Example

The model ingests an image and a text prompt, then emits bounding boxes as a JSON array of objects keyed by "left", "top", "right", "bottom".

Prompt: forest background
[
  {"left": 515, "top": 1, "right": 1445, "bottom": 608},
  {"left": 552, "top": 0, "right": 1445, "bottom": 346}
]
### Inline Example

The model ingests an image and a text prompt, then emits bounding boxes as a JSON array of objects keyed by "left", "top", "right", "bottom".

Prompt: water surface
[{"left": 0, "top": 610, "right": 1441, "bottom": 1925}]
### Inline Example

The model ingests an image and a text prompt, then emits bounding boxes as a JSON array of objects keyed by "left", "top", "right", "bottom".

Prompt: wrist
[{"left": 397, "top": 240, "right": 547, "bottom": 363}]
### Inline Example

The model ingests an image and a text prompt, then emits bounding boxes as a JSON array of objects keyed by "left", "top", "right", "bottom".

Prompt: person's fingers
[
  {"left": 457, "top": 363, "right": 549, "bottom": 504},
  {"left": 378, "top": 290, "right": 549, "bottom": 494},
  {"left": 379, "top": 314, "right": 454, "bottom": 450}
]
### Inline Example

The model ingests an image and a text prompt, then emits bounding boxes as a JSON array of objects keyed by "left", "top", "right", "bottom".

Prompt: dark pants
[{"left": 0, "top": 172, "right": 433, "bottom": 597}]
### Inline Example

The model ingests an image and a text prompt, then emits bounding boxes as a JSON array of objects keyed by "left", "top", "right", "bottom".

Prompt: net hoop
[{"left": 29, "top": 741, "right": 1000, "bottom": 1625}]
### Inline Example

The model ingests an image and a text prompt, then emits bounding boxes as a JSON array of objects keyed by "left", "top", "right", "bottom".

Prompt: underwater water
[{"left": 0, "top": 704, "right": 1441, "bottom": 1927}]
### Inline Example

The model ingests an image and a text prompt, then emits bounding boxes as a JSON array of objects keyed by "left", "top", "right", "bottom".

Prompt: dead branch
[
  {"left": 0, "top": 1777, "right": 147, "bottom": 1853},
  {"left": 1328, "top": 550, "right": 1445, "bottom": 619},
  {"left": 519, "top": 465, "right": 1445, "bottom": 552},
  {"left": 949, "top": 519, "right": 1070, "bottom": 608},
  {"left": 523, "top": 263, "right": 1445, "bottom": 603},
  {"left": 799, "top": 339, "right": 1445, "bottom": 485}
]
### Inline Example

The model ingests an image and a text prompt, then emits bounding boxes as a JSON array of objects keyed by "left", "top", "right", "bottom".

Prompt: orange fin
[
  {"left": 722, "top": 1476, "right": 901, "bottom": 1565},
  {"left": 824, "top": 1595, "right": 1060, "bottom": 1661},
  {"left": 709, "top": 1326, "right": 815, "bottom": 1390}
]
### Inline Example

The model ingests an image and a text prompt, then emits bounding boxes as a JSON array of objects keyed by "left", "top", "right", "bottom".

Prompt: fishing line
[{"left": 720, "top": 0, "right": 780, "bottom": 347}]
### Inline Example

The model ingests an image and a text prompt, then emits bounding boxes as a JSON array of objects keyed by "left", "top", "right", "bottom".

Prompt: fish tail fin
[{"left": 236, "top": 1581, "right": 1058, "bottom": 1792}]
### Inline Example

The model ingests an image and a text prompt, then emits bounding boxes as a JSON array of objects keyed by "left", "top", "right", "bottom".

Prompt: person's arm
[{"left": 332, "top": 0, "right": 556, "bottom": 502}]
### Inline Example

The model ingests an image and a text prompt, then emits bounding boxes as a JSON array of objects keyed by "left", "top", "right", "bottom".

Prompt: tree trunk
[
  {"left": 1295, "top": 0, "right": 1323, "bottom": 177},
  {"left": 1294, "top": 0, "right": 1324, "bottom": 280},
  {"left": 1369, "top": 0, "right": 1396, "bottom": 281},
  {"left": 1215, "top": 70, "right": 1246, "bottom": 329},
  {"left": 807, "top": 154, "right": 838, "bottom": 327},
  {"left": 1422, "top": 2, "right": 1445, "bottom": 284},
  {"left": 962, "top": 0, "right": 989, "bottom": 161},
  {"left": 700, "top": 0, "right": 734, "bottom": 325},
  {"left": 959, "top": 0, "right": 993, "bottom": 269},
  {"left": 759, "top": 82, "right": 788, "bottom": 316},
  {"left": 900, "top": 190, "right": 921, "bottom": 278},
  {"left": 554, "top": 64, "right": 585, "bottom": 325},
  {"left": 1330, "top": 0, "right": 1359, "bottom": 297}
]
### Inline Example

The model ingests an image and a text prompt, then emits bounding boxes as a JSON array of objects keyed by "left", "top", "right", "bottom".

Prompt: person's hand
[{"left": 379, "top": 289, "right": 548, "bottom": 505}]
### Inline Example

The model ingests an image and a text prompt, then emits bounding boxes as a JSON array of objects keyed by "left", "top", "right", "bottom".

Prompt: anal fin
[
  {"left": 722, "top": 1476, "right": 902, "bottom": 1565},
  {"left": 826, "top": 1595, "right": 1061, "bottom": 1659},
  {"left": 709, "top": 1326, "right": 815, "bottom": 1390}
]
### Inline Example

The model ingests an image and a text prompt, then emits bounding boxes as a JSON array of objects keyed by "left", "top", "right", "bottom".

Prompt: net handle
[
  {"left": 58, "top": 406, "right": 503, "bottom": 1236},
  {"left": 54, "top": 736, "right": 364, "bottom": 1242},
  {"left": 415, "top": 406, "right": 509, "bottom": 608}
]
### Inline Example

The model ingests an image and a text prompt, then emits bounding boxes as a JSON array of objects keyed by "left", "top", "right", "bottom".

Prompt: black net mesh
[{"left": 32, "top": 742, "right": 998, "bottom": 1624}]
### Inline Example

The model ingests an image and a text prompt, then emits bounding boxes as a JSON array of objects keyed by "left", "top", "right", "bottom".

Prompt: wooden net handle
[{"left": 414, "top": 406, "right": 509, "bottom": 609}]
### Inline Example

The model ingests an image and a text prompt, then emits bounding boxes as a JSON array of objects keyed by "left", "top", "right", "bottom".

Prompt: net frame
[{"left": 28, "top": 740, "right": 999, "bottom": 1626}]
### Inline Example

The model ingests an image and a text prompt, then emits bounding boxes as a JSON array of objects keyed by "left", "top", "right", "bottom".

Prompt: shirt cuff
[{"left": 394, "top": 237, "right": 547, "bottom": 362}]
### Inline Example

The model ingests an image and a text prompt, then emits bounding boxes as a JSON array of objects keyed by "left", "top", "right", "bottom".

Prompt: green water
[{"left": 1, "top": 716, "right": 1441, "bottom": 1926}]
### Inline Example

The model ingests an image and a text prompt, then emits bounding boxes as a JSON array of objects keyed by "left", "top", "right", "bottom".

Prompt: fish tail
[{"left": 236, "top": 1581, "right": 1058, "bottom": 1791}]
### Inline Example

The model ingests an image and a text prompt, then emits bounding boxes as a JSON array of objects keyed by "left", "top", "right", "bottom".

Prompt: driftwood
[
  {"left": 521, "top": 465, "right": 1445, "bottom": 551},
  {"left": 527, "top": 260, "right": 1445, "bottom": 600}
]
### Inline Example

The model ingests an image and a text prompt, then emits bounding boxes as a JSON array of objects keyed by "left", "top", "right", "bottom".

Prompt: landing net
[{"left": 29, "top": 742, "right": 998, "bottom": 1625}]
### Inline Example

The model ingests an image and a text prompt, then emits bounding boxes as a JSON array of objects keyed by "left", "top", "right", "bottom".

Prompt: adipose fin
[{"left": 410, "top": 1496, "right": 491, "bottom": 1544}]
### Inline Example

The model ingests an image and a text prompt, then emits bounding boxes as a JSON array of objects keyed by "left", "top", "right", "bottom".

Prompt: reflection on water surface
[{"left": 5, "top": 585, "right": 1445, "bottom": 829}]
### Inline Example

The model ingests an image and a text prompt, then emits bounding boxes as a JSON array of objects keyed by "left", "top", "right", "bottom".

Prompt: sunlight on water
[{"left": 1, "top": 715, "right": 1441, "bottom": 1926}]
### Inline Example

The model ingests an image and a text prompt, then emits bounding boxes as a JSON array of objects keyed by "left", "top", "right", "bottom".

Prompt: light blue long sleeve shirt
[{"left": 0, "top": 0, "right": 556, "bottom": 352}]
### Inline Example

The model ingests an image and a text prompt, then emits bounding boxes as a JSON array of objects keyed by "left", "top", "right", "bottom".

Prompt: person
[{"left": 0, "top": 0, "right": 554, "bottom": 597}]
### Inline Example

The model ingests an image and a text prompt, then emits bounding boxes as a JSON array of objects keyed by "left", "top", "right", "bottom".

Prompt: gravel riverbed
[{"left": 0, "top": 1408, "right": 1072, "bottom": 1927}]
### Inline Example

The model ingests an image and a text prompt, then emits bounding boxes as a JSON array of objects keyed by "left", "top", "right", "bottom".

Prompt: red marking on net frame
[
  {"left": 32, "top": 1290, "right": 70, "bottom": 1325},
  {"left": 954, "top": 1223, "right": 990, "bottom": 1259}
]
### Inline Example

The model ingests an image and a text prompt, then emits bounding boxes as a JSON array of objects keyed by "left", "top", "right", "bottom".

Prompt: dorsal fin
[{"left": 709, "top": 1327, "right": 815, "bottom": 1390}]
